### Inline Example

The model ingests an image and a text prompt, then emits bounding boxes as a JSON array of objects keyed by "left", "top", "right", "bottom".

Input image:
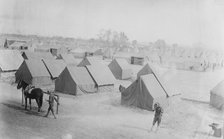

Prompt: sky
[{"left": 0, "top": 0, "right": 224, "bottom": 49}]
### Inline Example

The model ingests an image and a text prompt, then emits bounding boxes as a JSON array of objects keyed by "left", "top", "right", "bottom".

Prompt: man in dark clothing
[
  {"left": 44, "top": 91, "right": 59, "bottom": 119},
  {"left": 150, "top": 102, "right": 163, "bottom": 132}
]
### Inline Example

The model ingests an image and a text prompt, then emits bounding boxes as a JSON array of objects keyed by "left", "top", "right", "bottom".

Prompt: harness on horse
[{"left": 25, "top": 85, "right": 35, "bottom": 94}]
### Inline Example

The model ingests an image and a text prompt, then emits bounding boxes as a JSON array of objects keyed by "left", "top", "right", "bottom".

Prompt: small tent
[
  {"left": 86, "top": 64, "right": 115, "bottom": 92},
  {"left": 210, "top": 81, "right": 224, "bottom": 110},
  {"left": 55, "top": 66, "right": 96, "bottom": 95},
  {"left": 15, "top": 60, "right": 52, "bottom": 86},
  {"left": 121, "top": 74, "right": 168, "bottom": 111},
  {"left": 59, "top": 53, "right": 80, "bottom": 66},
  {"left": 78, "top": 57, "right": 104, "bottom": 67},
  {"left": 108, "top": 59, "right": 132, "bottom": 80},
  {"left": 22, "top": 51, "right": 55, "bottom": 60},
  {"left": 0, "top": 50, "right": 23, "bottom": 72},
  {"left": 42, "top": 59, "right": 66, "bottom": 79}
]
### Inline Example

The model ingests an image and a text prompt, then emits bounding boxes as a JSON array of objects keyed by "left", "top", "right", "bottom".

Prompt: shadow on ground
[{"left": 1, "top": 102, "right": 45, "bottom": 117}]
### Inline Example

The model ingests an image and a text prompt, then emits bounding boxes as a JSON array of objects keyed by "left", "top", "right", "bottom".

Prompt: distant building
[{"left": 4, "top": 39, "right": 29, "bottom": 50}]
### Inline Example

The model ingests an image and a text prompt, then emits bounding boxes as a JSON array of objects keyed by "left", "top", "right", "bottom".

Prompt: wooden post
[
  {"left": 21, "top": 89, "right": 24, "bottom": 106},
  {"left": 56, "top": 96, "right": 59, "bottom": 114}
]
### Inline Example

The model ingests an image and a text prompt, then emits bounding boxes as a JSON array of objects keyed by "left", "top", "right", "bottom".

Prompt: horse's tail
[{"left": 40, "top": 92, "right": 43, "bottom": 108}]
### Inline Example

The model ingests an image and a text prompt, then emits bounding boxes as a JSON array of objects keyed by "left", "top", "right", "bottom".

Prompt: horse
[
  {"left": 119, "top": 85, "right": 126, "bottom": 93},
  {"left": 17, "top": 80, "right": 44, "bottom": 112}
]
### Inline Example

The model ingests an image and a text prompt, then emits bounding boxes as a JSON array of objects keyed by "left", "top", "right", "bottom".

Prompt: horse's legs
[
  {"left": 36, "top": 99, "right": 40, "bottom": 112},
  {"left": 29, "top": 98, "right": 31, "bottom": 110},
  {"left": 25, "top": 97, "right": 27, "bottom": 110}
]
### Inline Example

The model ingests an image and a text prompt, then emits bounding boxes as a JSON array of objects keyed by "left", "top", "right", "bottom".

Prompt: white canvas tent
[
  {"left": 108, "top": 59, "right": 132, "bottom": 80},
  {"left": 15, "top": 60, "right": 52, "bottom": 86},
  {"left": 55, "top": 66, "right": 96, "bottom": 95},
  {"left": 121, "top": 74, "right": 168, "bottom": 111}
]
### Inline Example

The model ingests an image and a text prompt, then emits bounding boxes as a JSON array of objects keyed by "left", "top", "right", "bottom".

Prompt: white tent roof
[
  {"left": 86, "top": 64, "right": 115, "bottom": 86},
  {"left": 0, "top": 50, "right": 23, "bottom": 71}
]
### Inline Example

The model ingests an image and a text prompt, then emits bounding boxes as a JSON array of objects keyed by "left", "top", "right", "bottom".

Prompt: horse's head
[
  {"left": 17, "top": 80, "right": 22, "bottom": 89},
  {"left": 17, "top": 80, "right": 28, "bottom": 90}
]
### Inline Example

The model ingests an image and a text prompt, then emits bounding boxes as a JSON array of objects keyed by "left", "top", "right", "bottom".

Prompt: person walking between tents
[
  {"left": 44, "top": 91, "right": 59, "bottom": 119},
  {"left": 150, "top": 102, "right": 163, "bottom": 132}
]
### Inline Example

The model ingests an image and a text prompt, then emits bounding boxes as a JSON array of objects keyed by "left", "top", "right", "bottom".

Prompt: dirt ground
[{"left": 0, "top": 68, "right": 223, "bottom": 139}]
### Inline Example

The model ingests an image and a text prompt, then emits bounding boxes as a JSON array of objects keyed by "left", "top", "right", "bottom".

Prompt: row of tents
[
  {"left": 15, "top": 58, "right": 116, "bottom": 95},
  {"left": 0, "top": 49, "right": 170, "bottom": 111},
  {"left": 1, "top": 49, "right": 223, "bottom": 111}
]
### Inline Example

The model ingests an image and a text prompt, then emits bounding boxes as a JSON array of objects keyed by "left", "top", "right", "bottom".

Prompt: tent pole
[
  {"left": 56, "top": 96, "right": 59, "bottom": 114},
  {"left": 21, "top": 89, "right": 24, "bottom": 106},
  {"left": 153, "top": 72, "right": 169, "bottom": 97}
]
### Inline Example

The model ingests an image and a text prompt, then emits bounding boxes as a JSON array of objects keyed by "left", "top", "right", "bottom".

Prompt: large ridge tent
[
  {"left": 86, "top": 64, "right": 115, "bottom": 92},
  {"left": 15, "top": 59, "right": 52, "bottom": 86},
  {"left": 0, "top": 50, "right": 23, "bottom": 72},
  {"left": 59, "top": 53, "right": 80, "bottom": 66},
  {"left": 42, "top": 59, "right": 66, "bottom": 79},
  {"left": 121, "top": 74, "right": 168, "bottom": 111},
  {"left": 108, "top": 59, "right": 132, "bottom": 80},
  {"left": 78, "top": 57, "right": 104, "bottom": 67},
  {"left": 55, "top": 66, "right": 96, "bottom": 95},
  {"left": 210, "top": 80, "right": 224, "bottom": 110},
  {"left": 22, "top": 51, "right": 55, "bottom": 60}
]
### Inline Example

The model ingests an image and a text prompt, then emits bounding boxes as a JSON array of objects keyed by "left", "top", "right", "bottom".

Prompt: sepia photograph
[{"left": 0, "top": 0, "right": 224, "bottom": 138}]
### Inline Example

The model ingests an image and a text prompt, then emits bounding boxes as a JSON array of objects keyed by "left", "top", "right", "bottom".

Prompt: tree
[{"left": 97, "top": 29, "right": 129, "bottom": 48}]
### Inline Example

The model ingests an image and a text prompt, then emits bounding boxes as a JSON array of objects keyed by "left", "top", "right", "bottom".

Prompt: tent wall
[
  {"left": 55, "top": 69, "right": 77, "bottom": 95},
  {"left": 108, "top": 59, "right": 132, "bottom": 80},
  {"left": 137, "top": 79, "right": 154, "bottom": 110},
  {"left": 15, "top": 61, "right": 32, "bottom": 84},
  {"left": 121, "top": 69, "right": 132, "bottom": 80},
  {"left": 121, "top": 75, "right": 167, "bottom": 111},
  {"left": 32, "top": 76, "right": 52, "bottom": 87},
  {"left": 108, "top": 60, "right": 122, "bottom": 79},
  {"left": 121, "top": 80, "right": 143, "bottom": 107},
  {"left": 210, "top": 93, "right": 224, "bottom": 110},
  {"left": 55, "top": 67, "right": 96, "bottom": 95}
]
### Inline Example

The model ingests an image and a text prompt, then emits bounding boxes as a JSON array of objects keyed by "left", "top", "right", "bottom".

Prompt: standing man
[
  {"left": 150, "top": 102, "right": 163, "bottom": 132},
  {"left": 44, "top": 91, "right": 59, "bottom": 119}
]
